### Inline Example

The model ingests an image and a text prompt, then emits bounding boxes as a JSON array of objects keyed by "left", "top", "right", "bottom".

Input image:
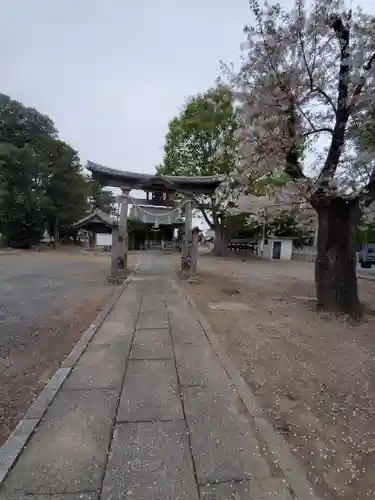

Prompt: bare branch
[
  {"left": 285, "top": 100, "right": 306, "bottom": 181},
  {"left": 316, "top": 15, "right": 351, "bottom": 187},
  {"left": 314, "top": 88, "right": 338, "bottom": 114},
  {"left": 298, "top": 31, "right": 337, "bottom": 114},
  {"left": 303, "top": 128, "right": 334, "bottom": 138},
  {"left": 285, "top": 146, "right": 305, "bottom": 180},
  {"left": 298, "top": 104, "right": 334, "bottom": 136},
  {"left": 193, "top": 197, "right": 215, "bottom": 228}
]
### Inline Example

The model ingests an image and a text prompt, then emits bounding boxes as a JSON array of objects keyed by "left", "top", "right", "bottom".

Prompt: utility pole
[{"left": 259, "top": 207, "right": 267, "bottom": 259}]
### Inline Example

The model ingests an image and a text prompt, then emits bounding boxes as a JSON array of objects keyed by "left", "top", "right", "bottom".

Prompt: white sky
[{"left": 1, "top": 0, "right": 250, "bottom": 174}]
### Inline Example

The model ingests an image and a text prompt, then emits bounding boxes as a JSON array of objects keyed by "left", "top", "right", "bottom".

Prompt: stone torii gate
[{"left": 86, "top": 161, "right": 222, "bottom": 279}]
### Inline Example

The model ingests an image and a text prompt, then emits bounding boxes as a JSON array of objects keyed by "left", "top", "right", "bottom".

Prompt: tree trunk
[
  {"left": 312, "top": 196, "right": 362, "bottom": 320},
  {"left": 213, "top": 226, "right": 228, "bottom": 256}
]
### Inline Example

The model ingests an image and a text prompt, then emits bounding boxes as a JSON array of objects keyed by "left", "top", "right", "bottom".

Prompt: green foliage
[
  {"left": 358, "top": 218, "right": 375, "bottom": 244},
  {"left": 0, "top": 93, "right": 57, "bottom": 149},
  {"left": 0, "top": 93, "right": 93, "bottom": 246},
  {"left": 89, "top": 181, "right": 117, "bottom": 216},
  {"left": 158, "top": 86, "right": 239, "bottom": 232},
  {"left": 128, "top": 217, "right": 149, "bottom": 233},
  {"left": 0, "top": 144, "right": 45, "bottom": 247},
  {"left": 159, "top": 86, "right": 239, "bottom": 179},
  {"left": 42, "top": 139, "right": 90, "bottom": 238},
  {"left": 225, "top": 213, "right": 255, "bottom": 239}
]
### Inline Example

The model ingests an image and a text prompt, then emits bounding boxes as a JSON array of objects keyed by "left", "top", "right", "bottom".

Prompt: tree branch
[
  {"left": 284, "top": 100, "right": 306, "bottom": 181},
  {"left": 298, "top": 30, "right": 337, "bottom": 113},
  {"left": 303, "top": 128, "right": 334, "bottom": 138},
  {"left": 285, "top": 146, "right": 305, "bottom": 180},
  {"left": 195, "top": 200, "right": 215, "bottom": 229},
  {"left": 316, "top": 15, "right": 351, "bottom": 188},
  {"left": 349, "top": 51, "right": 375, "bottom": 110}
]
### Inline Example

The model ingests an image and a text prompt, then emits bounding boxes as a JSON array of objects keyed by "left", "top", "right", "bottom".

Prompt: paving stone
[
  {"left": 92, "top": 320, "right": 134, "bottom": 345},
  {"left": 61, "top": 337, "right": 91, "bottom": 367},
  {"left": 1, "top": 494, "right": 98, "bottom": 500},
  {"left": 174, "top": 343, "right": 228, "bottom": 387},
  {"left": 199, "top": 477, "right": 293, "bottom": 500},
  {"left": 167, "top": 304, "right": 196, "bottom": 323},
  {"left": 117, "top": 360, "right": 183, "bottom": 422},
  {"left": 25, "top": 387, "right": 58, "bottom": 420},
  {"left": 113, "top": 300, "right": 142, "bottom": 314},
  {"left": 182, "top": 386, "right": 270, "bottom": 485},
  {"left": 139, "top": 300, "right": 167, "bottom": 312},
  {"left": 0, "top": 419, "right": 39, "bottom": 483},
  {"left": 117, "top": 286, "right": 142, "bottom": 300},
  {"left": 139, "top": 286, "right": 165, "bottom": 294},
  {"left": 130, "top": 329, "right": 173, "bottom": 359},
  {"left": 46, "top": 368, "right": 72, "bottom": 390},
  {"left": 131, "top": 276, "right": 158, "bottom": 281},
  {"left": 115, "top": 294, "right": 142, "bottom": 306},
  {"left": 169, "top": 320, "right": 206, "bottom": 347},
  {"left": 0, "top": 390, "right": 118, "bottom": 495},
  {"left": 168, "top": 312, "right": 201, "bottom": 326},
  {"left": 107, "top": 290, "right": 139, "bottom": 321},
  {"left": 141, "top": 293, "right": 166, "bottom": 302},
  {"left": 106, "top": 308, "right": 137, "bottom": 324},
  {"left": 101, "top": 421, "right": 199, "bottom": 500},
  {"left": 136, "top": 311, "right": 169, "bottom": 330},
  {"left": 64, "top": 343, "right": 130, "bottom": 390}
]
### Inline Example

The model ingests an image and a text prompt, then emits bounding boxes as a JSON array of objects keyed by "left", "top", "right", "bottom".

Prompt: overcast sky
[{"left": 1, "top": 0, "right": 251, "bottom": 176}]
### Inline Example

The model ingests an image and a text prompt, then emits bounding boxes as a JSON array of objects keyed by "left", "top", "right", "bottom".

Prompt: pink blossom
[{"left": 221, "top": 0, "right": 375, "bottom": 208}]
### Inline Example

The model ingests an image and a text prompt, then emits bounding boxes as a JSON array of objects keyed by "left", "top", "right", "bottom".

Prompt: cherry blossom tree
[{"left": 226, "top": 0, "right": 375, "bottom": 319}]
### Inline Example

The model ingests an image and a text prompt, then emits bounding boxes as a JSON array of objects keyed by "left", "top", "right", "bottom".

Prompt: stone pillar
[
  {"left": 117, "top": 188, "right": 130, "bottom": 275},
  {"left": 181, "top": 198, "right": 193, "bottom": 277},
  {"left": 85, "top": 230, "right": 91, "bottom": 251},
  {"left": 191, "top": 227, "right": 199, "bottom": 275},
  {"left": 110, "top": 226, "right": 119, "bottom": 279}
]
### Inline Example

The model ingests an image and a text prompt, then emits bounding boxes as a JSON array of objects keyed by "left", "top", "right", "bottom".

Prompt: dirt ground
[
  {"left": 0, "top": 250, "right": 139, "bottom": 447},
  {"left": 171, "top": 254, "right": 375, "bottom": 500}
]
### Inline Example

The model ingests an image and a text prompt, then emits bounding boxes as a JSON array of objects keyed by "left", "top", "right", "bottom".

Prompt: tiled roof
[{"left": 73, "top": 208, "right": 117, "bottom": 229}]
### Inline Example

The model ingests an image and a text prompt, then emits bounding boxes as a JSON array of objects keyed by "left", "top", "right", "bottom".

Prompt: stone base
[
  {"left": 106, "top": 277, "right": 123, "bottom": 285},
  {"left": 188, "top": 276, "right": 200, "bottom": 284},
  {"left": 179, "top": 270, "right": 190, "bottom": 280},
  {"left": 117, "top": 268, "right": 130, "bottom": 278},
  {"left": 106, "top": 272, "right": 129, "bottom": 285}
]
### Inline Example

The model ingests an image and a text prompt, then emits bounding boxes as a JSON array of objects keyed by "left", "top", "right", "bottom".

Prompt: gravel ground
[
  {"left": 171, "top": 254, "right": 375, "bottom": 500},
  {"left": 0, "top": 250, "right": 138, "bottom": 446}
]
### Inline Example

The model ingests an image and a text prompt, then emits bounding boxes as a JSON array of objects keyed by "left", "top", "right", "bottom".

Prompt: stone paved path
[{"left": 0, "top": 254, "right": 295, "bottom": 499}]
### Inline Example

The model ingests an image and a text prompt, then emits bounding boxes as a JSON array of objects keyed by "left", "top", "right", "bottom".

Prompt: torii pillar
[
  {"left": 117, "top": 188, "right": 130, "bottom": 275},
  {"left": 181, "top": 198, "right": 194, "bottom": 278}
]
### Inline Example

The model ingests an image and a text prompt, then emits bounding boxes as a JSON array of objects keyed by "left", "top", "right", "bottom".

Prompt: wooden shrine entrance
[{"left": 85, "top": 161, "right": 222, "bottom": 280}]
